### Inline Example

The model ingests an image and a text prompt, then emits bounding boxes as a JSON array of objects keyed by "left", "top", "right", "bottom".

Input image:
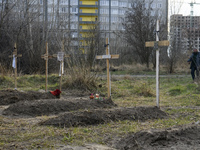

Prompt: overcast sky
[{"left": 172, "top": 0, "right": 200, "bottom": 16}]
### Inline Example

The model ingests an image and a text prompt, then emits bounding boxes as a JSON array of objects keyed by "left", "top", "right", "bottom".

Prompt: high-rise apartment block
[
  {"left": 0, "top": 0, "right": 168, "bottom": 52},
  {"left": 170, "top": 14, "right": 200, "bottom": 52}
]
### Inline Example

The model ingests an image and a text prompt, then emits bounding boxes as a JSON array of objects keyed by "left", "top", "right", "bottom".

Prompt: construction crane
[
  {"left": 188, "top": 0, "right": 200, "bottom": 52},
  {"left": 189, "top": 0, "right": 200, "bottom": 17},
  {"left": 189, "top": 0, "right": 200, "bottom": 28}
]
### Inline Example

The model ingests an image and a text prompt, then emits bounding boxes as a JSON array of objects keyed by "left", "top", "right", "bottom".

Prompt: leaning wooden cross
[
  {"left": 96, "top": 38, "right": 119, "bottom": 99},
  {"left": 52, "top": 41, "right": 70, "bottom": 91},
  {"left": 9, "top": 43, "right": 22, "bottom": 89},
  {"left": 145, "top": 20, "right": 169, "bottom": 107},
  {"left": 41, "top": 42, "right": 54, "bottom": 92}
]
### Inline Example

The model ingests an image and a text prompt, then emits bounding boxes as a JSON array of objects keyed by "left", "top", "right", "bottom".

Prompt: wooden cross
[
  {"left": 145, "top": 20, "right": 169, "bottom": 108},
  {"left": 52, "top": 40, "right": 70, "bottom": 91},
  {"left": 9, "top": 43, "right": 22, "bottom": 89},
  {"left": 41, "top": 42, "right": 54, "bottom": 92},
  {"left": 96, "top": 38, "right": 119, "bottom": 99}
]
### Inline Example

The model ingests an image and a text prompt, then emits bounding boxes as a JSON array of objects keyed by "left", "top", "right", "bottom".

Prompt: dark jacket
[{"left": 187, "top": 52, "right": 200, "bottom": 69}]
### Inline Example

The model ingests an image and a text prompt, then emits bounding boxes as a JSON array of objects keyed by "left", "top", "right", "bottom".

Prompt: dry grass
[{"left": 0, "top": 63, "right": 200, "bottom": 149}]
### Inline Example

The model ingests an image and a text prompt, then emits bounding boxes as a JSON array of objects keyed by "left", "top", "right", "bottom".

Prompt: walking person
[{"left": 187, "top": 48, "right": 200, "bottom": 81}]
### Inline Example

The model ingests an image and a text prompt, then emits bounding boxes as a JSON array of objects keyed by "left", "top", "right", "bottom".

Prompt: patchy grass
[{"left": 1, "top": 74, "right": 200, "bottom": 149}]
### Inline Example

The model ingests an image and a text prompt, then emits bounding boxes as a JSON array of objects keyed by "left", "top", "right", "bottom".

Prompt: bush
[
  {"left": 63, "top": 59, "right": 98, "bottom": 91},
  {"left": 133, "top": 81, "right": 155, "bottom": 97}
]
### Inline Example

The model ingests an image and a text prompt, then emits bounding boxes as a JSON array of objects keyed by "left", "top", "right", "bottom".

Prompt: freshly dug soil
[
  {"left": 113, "top": 125, "right": 200, "bottom": 150},
  {"left": 2, "top": 98, "right": 117, "bottom": 117},
  {"left": 0, "top": 89, "right": 55, "bottom": 105},
  {"left": 39, "top": 106, "right": 168, "bottom": 127}
]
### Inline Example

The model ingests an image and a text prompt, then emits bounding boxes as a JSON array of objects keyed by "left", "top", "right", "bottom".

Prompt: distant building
[
  {"left": 170, "top": 14, "right": 200, "bottom": 52},
  {"left": 0, "top": 0, "right": 168, "bottom": 52}
]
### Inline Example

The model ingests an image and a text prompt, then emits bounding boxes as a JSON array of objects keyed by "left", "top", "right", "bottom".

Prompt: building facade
[
  {"left": 170, "top": 14, "right": 200, "bottom": 52},
  {"left": 0, "top": 0, "right": 168, "bottom": 52}
]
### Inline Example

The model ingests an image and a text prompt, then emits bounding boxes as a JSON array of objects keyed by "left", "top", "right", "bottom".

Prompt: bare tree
[{"left": 122, "top": 0, "right": 157, "bottom": 68}]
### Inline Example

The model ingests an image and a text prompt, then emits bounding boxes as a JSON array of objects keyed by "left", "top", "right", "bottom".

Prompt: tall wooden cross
[
  {"left": 96, "top": 38, "right": 119, "bottom": 99},
  {"left": 41, "top": 42, "right": 53, "bottom": 92},
  {"left": 145, "top": 20, "right": 169, "bottom": 107},
  {"left": 52, "top": 40, "right": 70, "bottom": 91},
  {"left": 9, "top": 43, "right": 22, "bottom": 89}
]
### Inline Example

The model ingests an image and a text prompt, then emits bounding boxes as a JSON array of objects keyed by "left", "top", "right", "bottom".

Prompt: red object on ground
[
  {"left": 90, "top": 94, "right": 94, "bottom": 99},
  {"left": 50, "top": 89, "right": 61, "bottom": 96}
]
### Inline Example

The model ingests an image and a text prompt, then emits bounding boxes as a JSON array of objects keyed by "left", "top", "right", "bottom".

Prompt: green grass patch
[{"left": 1, "top": 74, "right": 200, "bottom": 149}]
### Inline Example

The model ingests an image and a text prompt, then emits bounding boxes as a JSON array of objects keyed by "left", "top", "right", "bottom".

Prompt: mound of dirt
[
  {"left": 113, "top": 125, "right": 200, "bottom": 149},
  {"left": 39, "top": 107, "right": 167, "bottom": 127},
  {"left": 3, "top": 98, "right": 117, "bottom": 117},
  {"left": 0, "top": 89, "right": 55, "bottom": 105}
]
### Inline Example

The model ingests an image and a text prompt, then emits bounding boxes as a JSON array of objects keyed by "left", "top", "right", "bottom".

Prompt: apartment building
[
  {"left": 170, "top": 14, "right": 200, "bottom": 52},
  {"left": 0, "top": 0, "right": 168, "bottom": 52}
]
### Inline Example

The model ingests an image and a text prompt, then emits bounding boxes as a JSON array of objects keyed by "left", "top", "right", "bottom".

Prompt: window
[
  {"left": 61, "top": 7, "right": 66, "bottom": 13},
  {"left": 71, "top": 24, "right": 77, "bottom": 29},
  {"left": 71, "top": 0, "right": 78, "bottom": 5},
  {"left": 72, "top": 32, "right": 78, "bottom": 37},
  {"left": 119, "top": 9, "right": 125, "bottom": 14},
  {"left": 129, "top": 3, "right": 132, "bottom": 8},
  {"left": 100, "top": 8, "right": 108, "bottom": 14},
  {"left": 100, "top": 0, "right": 108, "bottom": 6},
  {"left": 106, "top": 17, "right": 109, "bottom": 22},
  {"left": 111, "top": 1, "right": 118, "bottom": 6},
  {"left": 157, "top": 3, "right": 162, "bottom": 8},
  {"left": 119, "top": 2, "right": 127, "bottom": 7},
  {"left": 151, "top": 3, "right": 156, "bottom": 8},
  {"left": 111, "top": 17, "right": 118, "bottom": 22},
  {"left": 71, "top": 8, "right": 77, "bottom": 13},
  {"left": 111, "top": 9, "right": 118, "bottom": 14},
  {"left": 145, "top": 3, "right": 149, "bottom": 8},
  {"left": 61, "top": 0, "right": 67, "bottom": 4}
]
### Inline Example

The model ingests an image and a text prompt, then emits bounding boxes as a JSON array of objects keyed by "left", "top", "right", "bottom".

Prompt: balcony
[
  {"left": 79, "top": 21, "right": 97, "bottom": 24},
  {"left": 79, "top": 5, "right": 98, "bottom": 8},
  {"left": 78, "top": 13, "right": 98, "bottom": 16}
]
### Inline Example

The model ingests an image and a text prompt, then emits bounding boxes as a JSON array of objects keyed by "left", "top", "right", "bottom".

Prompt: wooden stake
[
  {"left": 45, "top": 42, "right": 48, "bottom": 92},
  {"left": 106, "top": 38, "right": 111, "bottom": 98},
  {"left": 60, "top": 41, "right": 64, "bottom": 91},
  {"left": 9, "top": 43, "right": 22, "bottom": 90},
  {"left": 52, "top": 40, "right": 70, "bottom": 91},
  {"left": 145, "top": 20, "right": 170, "bottom": 108},
  {"left": 96, "top": 38, "right": 119, "bottom": 99},
  {"left": 156, "top": 20, "right": 160, "bottom": 107},
  {"left": 41, "top": 42, "right": 53, "bottom": 92}
]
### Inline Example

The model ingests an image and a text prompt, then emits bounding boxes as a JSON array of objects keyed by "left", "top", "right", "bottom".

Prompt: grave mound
[
  {"left": 39, "top": 106, "right": 167, "bottom": 127},
  {"left": 114, "top": 125, "right": 200, "bottom": 149},
  {"left": 0, "top": 89, "right": 55, "bottom": 105},
  {"left": 2, "top": 98, "right": 117, "bottom": 117}
]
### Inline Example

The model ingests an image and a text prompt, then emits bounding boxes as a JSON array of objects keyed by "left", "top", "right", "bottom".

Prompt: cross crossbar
[
  {"left": 95, "top": 38, "right": 119, "bottom": 99},
  {"left": 52, "top": 40, "right": 71, "bottom": 91},
  {"left": 145, "top": 40, "right": 169, "bottom": 47},
  {"left": 145, "top": 20, "right": 170, "bottom": 108},
  {"left": 52, "top": 54, "right": 70, "bottom": 58},
  {"left": 96, "top": 54, "right": 119, "bottom": 59},
  {"left": 9, "top": 43, "right": 22, "bottom": 89}
]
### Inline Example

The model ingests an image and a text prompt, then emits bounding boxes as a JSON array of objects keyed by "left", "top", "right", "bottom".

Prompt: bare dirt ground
[{"left": 1, "top": 89, "right": 200, "bottom": 150}]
